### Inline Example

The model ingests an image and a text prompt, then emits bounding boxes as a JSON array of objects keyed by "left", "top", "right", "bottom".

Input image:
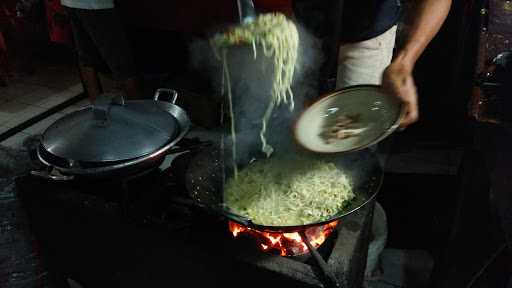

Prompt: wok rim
[
  {"left": 221, "top": 162, "right": 383, "bottom": 233},
  {"left": 37, "top": 101, "right": 191, "bottom": 176},
  {"left": 293, "top": 84, "right": 405, "bottom": 154},
  {"left": 186, "top": 146, "right": 384, "bottom": 233}
]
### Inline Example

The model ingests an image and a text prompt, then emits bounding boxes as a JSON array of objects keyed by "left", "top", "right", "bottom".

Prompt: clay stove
[
  {"left": 224, "top": 204, "right": 373, "bottom": 288},
  {"left": 16, "top": 147, "right": 375, "bottom": 288},
  {"left": 229, "top": 220, "right": 340, "bottom": 256}
]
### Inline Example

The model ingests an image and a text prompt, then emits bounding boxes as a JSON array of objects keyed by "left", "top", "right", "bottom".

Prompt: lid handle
[
  {"left": 154, "top": 88, "right": 178, "bottom": 104},
  {"left": 93, "top": 93, "right": 125, "bottom": 125},
  {"left": 30, "top": 167, "right": 75, "bottom": 181}
]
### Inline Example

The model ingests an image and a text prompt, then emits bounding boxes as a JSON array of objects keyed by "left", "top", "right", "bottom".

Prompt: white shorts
[
  {"left": 336, "top": 27, "right": 398, "bottom": 165},
  {"left": 336, "top": 25, "right": 398, "bottom": 89}
]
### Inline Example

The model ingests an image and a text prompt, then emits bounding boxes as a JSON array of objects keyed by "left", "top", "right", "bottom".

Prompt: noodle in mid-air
[
  {"left": 211, "top": 14, "right": 355, "bottom": 226},
  {"left": 211, "top": 13, "right": 299, "bottom": 177}
]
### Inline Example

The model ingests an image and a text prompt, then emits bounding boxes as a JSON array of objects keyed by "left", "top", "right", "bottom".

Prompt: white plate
[{"left": 294, "top": 85, "right": 404, "bottom": 153}]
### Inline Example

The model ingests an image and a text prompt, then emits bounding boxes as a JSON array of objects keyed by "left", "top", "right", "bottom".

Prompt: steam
[
  {"left": 188, "top": 20, "right": 382, "bottom": 207},
  {"left": 188, "top": 24, "right": 324, "bottom": 165}
]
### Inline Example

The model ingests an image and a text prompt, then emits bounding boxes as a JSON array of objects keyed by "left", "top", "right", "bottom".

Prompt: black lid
[{"left": 41, "top": 95, "right": 179, "bottom": 163}]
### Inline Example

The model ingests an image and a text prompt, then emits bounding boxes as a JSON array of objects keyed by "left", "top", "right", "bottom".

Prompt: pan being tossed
[
  {"left": 185, "top": 85, "right": 401, "bottom": 233},
  {"left": 185, "top": 141, "right": 383, "bottom": 234}
]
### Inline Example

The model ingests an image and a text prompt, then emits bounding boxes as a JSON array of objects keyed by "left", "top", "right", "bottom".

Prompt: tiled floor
[
  {"left": 0, "top": 98, "right": 89, "bottom": 148},
  {"left": 0, "top": 62, "right": 84, "bottom": 148}
]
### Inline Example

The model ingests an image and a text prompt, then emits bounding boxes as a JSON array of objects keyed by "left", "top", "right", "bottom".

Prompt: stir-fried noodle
[
  {"left": 211, "top": 13, "right": 299, "bottom": 177},
  {"left": 224, "top": 155, "right": 355, "bottom": 226}
]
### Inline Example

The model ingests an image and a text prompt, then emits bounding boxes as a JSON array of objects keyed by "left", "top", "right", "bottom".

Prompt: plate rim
[{"left": 293, "top": 84, "right": 406, "bottom": 154}]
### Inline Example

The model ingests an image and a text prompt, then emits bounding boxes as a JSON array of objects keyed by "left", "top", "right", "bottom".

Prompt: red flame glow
[{"left": 228, "top": 220, "right": 339, "bottom": 256}]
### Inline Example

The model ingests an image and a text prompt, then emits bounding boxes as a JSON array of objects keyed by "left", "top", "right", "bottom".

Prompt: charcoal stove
[
  {"left": 220, "top": 205, "right": 373, "bottom": 288},
  {"left": 16, "top": 138, "right": 375, "bottom": 288}
]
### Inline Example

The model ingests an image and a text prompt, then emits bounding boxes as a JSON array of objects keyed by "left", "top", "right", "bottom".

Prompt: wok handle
[
  {"left": 299, "top": 230, "right": 341, "bottom": 288},
  {"left": 30, "top": 169, "right": 74, "bottom": 181},
  {"left": 92, "top": 93, "right": 125, "bottom": 124},
  {"left": 173, "top": 198, "right": 252, "bottom": 227},
  {"left": 167, "top": 141, "right": 212, "bottom": 155},
  {"left": 220, "top": 209, "right": 252, "bottom": 227},
  {"left": 154, "top": 88, "right": 178, "bottom": 104},
  {"left": 194, "top": 202, "right": 252, "bottom": 227}
]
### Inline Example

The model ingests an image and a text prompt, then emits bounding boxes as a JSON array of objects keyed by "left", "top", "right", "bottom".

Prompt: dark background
[{"left": 3, "top": 0, "right": 511, "bottom": 287}]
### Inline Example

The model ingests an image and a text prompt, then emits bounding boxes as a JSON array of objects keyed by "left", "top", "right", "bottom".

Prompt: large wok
[
  {"left": 184, "top": 145, "right": 383, "bottom": 233},
  {"left": 32, "top": 88, "right": 192, "bottom": 180}
]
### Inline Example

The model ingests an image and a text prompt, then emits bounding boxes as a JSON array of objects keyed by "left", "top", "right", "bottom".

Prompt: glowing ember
[{"left": 228, "top": 220, "right": 339, "bottom": 256}]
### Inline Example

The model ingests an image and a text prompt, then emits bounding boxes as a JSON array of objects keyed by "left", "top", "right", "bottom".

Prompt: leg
[
  {"left": 336, "top": 26, "right": 398, "bottom": 278},
  {"left": 67, "top": 8, "right": 104, "bottom": 102},
  {"left": 79, "top": 65, "right": 102, "bottom": 103},
  {"left": 337, "top": 25, "right": 398, "bottom": 162},
  {"left": 75, "top": 9, "right": 139, "bottom": 99},
  {"left": 15, "top": 19, "right": 36, "bottom": 75},
  {"left": 336, "top": 25, "right": 397, "bottom": 89}
]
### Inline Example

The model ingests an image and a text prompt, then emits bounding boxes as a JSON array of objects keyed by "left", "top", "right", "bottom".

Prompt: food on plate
[{"left": 320, "top": 113, "right": 367, "bottom": 144}]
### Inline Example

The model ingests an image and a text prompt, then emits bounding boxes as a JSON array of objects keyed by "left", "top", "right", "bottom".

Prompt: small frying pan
[
  {"left": 294, "top": 85, "right": 405, "bottom": 154},
  {"left": 184, "top": 145, "right": 383, "bottom": 233}
]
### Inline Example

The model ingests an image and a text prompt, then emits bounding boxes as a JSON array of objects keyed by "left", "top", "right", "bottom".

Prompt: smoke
[{"left": 188, "top": 24, "right": 324, "bottom": 165}]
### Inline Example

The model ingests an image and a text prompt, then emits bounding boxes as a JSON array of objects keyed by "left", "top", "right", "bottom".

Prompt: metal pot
[
  {"left": 183, "top": 145, "right": 383, "bottom": 233},
  {"left": 32, "top": 88, "right": 192, "bottom": 180}
]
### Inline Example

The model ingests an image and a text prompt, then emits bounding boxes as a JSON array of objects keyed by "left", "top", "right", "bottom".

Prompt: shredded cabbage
[{"left": 224, "top": 156, "right": 354, "bottom": 226}]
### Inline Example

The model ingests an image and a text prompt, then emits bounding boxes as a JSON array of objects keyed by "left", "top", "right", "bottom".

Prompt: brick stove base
[
  {"left": 16, "top": 174, "right": 374, "bottom": 288},
  {"left": 228, "top": 204, "right": 373, "bottom": 288}
]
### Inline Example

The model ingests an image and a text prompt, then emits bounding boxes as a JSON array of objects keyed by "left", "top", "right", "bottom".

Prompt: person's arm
[{"left": 382, "top": 0, "right": 452, "bottom": 128}]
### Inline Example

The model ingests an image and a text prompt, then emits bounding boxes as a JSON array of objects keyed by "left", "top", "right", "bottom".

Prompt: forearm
[{"left": 394, "top": 0, "right": 452, "bottom": 69}]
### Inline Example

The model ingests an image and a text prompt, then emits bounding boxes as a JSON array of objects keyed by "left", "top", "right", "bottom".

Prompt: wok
[
  {"left": 32, "top": 89, "right": 192, "bottom": 180},
  {"left": 184, "top": 145, "right": 383, "bottom": 233}
]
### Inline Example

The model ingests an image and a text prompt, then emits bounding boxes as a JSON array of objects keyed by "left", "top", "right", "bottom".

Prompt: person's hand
[{"left": 382, "top": 60, "right": 419, "bottom": 128}]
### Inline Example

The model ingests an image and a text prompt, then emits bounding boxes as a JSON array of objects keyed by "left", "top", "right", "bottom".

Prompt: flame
[
  {"left": 231, "top": 224, "right": 244, "bottom": 237},
  {"left": 228, "top": 220, "right": 339, "bottom": 256}
]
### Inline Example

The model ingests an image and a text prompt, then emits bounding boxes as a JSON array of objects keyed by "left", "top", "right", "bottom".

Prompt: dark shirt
[{"left": 293, "top": 0, "right": 402, "bottom": 42}]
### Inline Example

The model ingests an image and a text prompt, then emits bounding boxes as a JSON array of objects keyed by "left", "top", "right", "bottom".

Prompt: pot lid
[
  {"left": 41, "top": 94, "right": 180, "bottom": 163},
  {"left": 294, "top": 85, "right": 404, "bottom": 153}
]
